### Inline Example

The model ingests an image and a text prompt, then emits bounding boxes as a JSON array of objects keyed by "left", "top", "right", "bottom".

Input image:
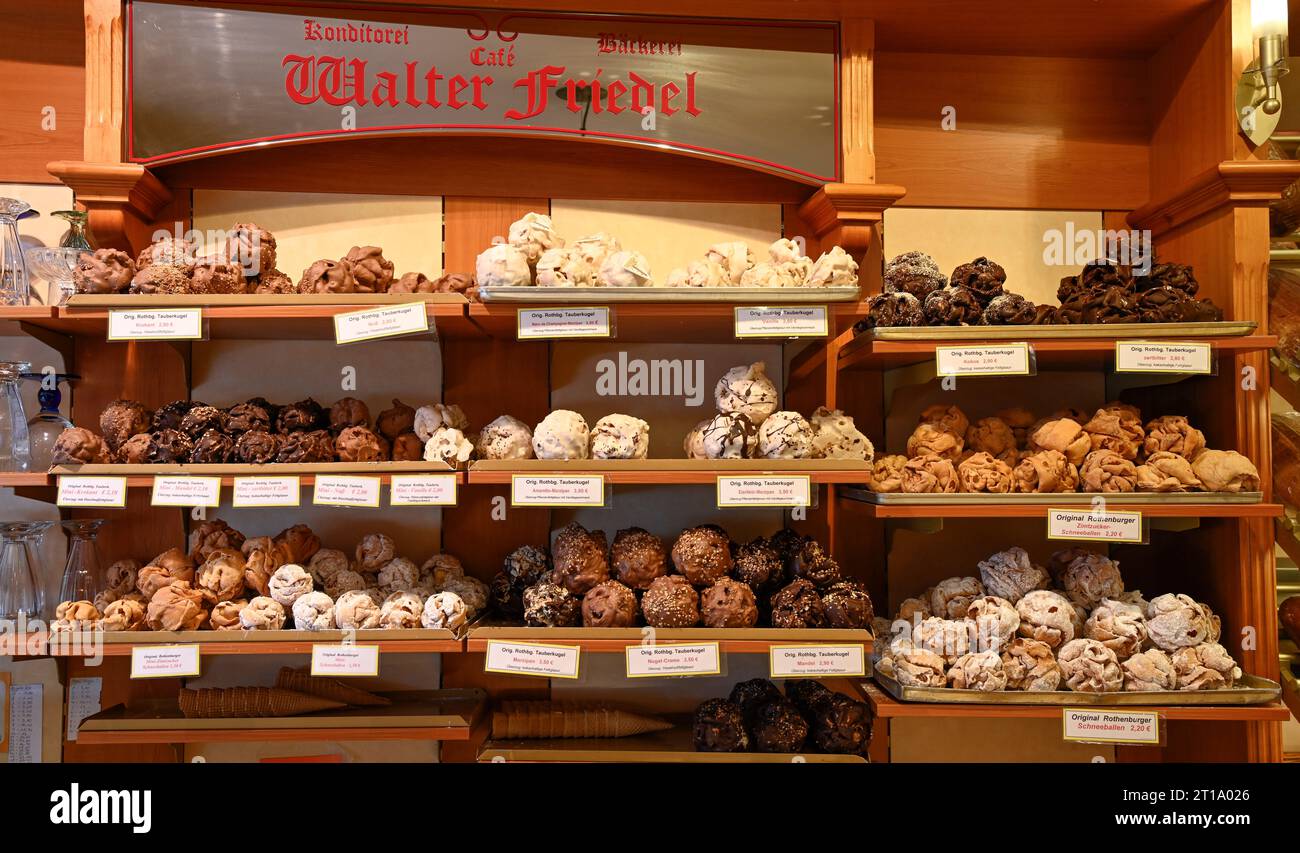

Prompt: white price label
[
  {"left": 935, "top": 343, "right": 1031, "bottom": 376},
  {"left": 734, "top": 306, "right": 829, "bottom": 338},
  {"left": 150, "top": 476, "right": 221, "bottom": 507},
  {"left": 625, "top": 643, "right": 721, "bottom": 677},
  {"left": 1115, "top": 342, "right": 1212, "bottom": 374},
  {"left": 56, "top": 476, "right": 128, "bottom": 508},
  {"left": 389, "top": 474, "right": 457, "bottom": 506},
  {"left": 1062, "top": 708, "right": 1161, "bottom": 745},
  {"left": 769, "top": 644, "right": 866, "bottom": 678},
  {"left": 517, "top": 307, "right": 611, "bottom": 339},
  {"left": 333, "top": 302, "right": 430, "bottom": 344},
  {"left": 313, "top": 475, "right": 382, "bottom": 507},
  {"left": 511, "top": 474, "right": 605, "bottom": 507},
  {"left": 232, "top": 476, "right": 300, "bottom": 507},
  {"left": 107, "top": 308, "right": 203, "bottom": 340},
  {"left": 484, "top": 641, "right": 581, "bottom": 679},
  {"left": 1048, "top": 508, "right": 1143, "bottom": 543},
  {"left": 130, "top": 644, "right": 201, "bottom": 679},
  {"left": 310, "top": 644, "right": 380, "bottom": 677},
  {"left": 717, "top": 476, "right": 812, "bottom": 507}
]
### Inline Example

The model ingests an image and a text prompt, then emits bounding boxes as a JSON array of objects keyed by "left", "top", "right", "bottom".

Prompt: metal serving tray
[
  {"left": 841, "top": 489, "right": 1264, "bottom": 505},
  {"left": 861, "top": 320, "right": 1257, "bottom": 341},
  {"left": 873, "top": 672, "right": 1281, "bottom": 706}
]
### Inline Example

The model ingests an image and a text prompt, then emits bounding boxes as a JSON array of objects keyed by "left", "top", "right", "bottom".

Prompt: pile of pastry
[
  {"left": 48, "top": 519, "right": 486, "bottom": 634},
  {"left": 872, "top": 402, "right": 1259, "bottom": 494},
  {"left": 872, "top": 545, "right": 1246, "bottom": 693},
  {"left": 490, "top": 524, "right": 872, "bottom": 631},
  {"left": 855, "top": 254, "right": 1224, "bottom": 330},
  {"left": 48, "top": 397, "right": 478, "bottom": 466},
  {"left": 693, "top": 679, "right": 871, "bottom": 755},
  {"left": 684, "top": 362, "right": 872, "bottom": 461},
  {"left": 475, "top": 211, "right": 858, "bottom": 289},
  {"left": 74, "top": 222, "right": 472, "bottom": 297}
]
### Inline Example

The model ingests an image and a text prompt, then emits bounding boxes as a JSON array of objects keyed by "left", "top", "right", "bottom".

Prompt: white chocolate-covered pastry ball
[
  {"left": 596, "top": 250, "right": 652, "bottom": 287},
  {"left": 476, "top": 242, "right": 532, "bottom": 286},
  {"left": 423, "top": 427, "right": 474, "bottom": 466},
  {"left": 714, "top": 362, "right": 778, "bottom": 426},
  {"left": 291, "top": 591, "right": 336, "bottom": 631},
  {"left": 590, "top": 414, "right": 650, "bottom": 459},
  {"left": 535, "top": 246, "right": 593, "bottom": 287},
  {"left": 810, "top": 407, "right": 873, "bottom": 460},
  {"left": 756, "top": 411, "right": 814, "bottom": 459},
  {"left": 334, "top": 589, "right": 381, "bottom": 629},
  {"left": 533, "top": 410, "right": 590, "bottom": 460},
  {"left": 421, "top": 591, "right": 469, "bottom": 631},
  {"left": 475, "top": 415, "right": 534, "bottom": 460},
  {"left": 700, "top": 412, "right": 757, "bottom": 459},
  {"left": 508, "top": 212, "right": 564, "bottom": 265}
]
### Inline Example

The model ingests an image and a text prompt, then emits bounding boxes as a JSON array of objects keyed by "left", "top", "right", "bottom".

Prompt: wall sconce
[{"left": 1238, "top": 0, "right": 1289, "bottom": 144}]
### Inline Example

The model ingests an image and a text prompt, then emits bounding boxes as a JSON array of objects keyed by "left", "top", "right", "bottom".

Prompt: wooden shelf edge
[
  {"left": 860, "top": 502, "right": 1282, "bottom": 519},
  {"left": 76, "top": 725, "right": 472, "bottom": 744},
  {"left": 1128, "top": 160, "right": 1300, "bottom": 238}
]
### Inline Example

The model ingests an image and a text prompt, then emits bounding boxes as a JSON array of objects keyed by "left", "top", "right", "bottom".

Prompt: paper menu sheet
[
  {"left": 8, "top": 684, "right": 42, "bottom": 763},
  {"left": 66, "top": 677, "right": 102, "bottom": 743}
]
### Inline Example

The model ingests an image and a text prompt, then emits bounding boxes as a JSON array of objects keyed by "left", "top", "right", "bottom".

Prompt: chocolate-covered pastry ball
[
  {"left": 329, "top": 397, "right": 370, "bottom": 433},
  {"left": 117, "top": 433, "right": 152, "bottom": 464},
  {"left": 190, "top": 429, "right": 234, "bottom": 463},
  {"left": 277, "top": 398, "right": 326, "bottom": 433},
  {"left": 728, "top": 679, "right": 783, "bottom": 724},
  {"left": 252, "top": 271, "right": 295, "bottom": 294},
  {"left": 732, "top": 538, "right": 784, "bottom": 592},
  {"left": 642, "top": 575, "right": 700, "bottom": 628},
  {"left": 131, "top": 263, "right": 195, "bottom": 295},
  {"left": 700, "top": 577, "right": 759, "bottom": 628},
  {"left": 191, "top": 257, "right": 244, "bottom": 294},
  {"left": 434, "top": 272, "right": 476, "bottom": 297},
  {"left": 343, "top": 246, "right": 395, "bottom": 293},
  {"left": 786, "top": 680, "right": 835, "bottom": 716},
  {"left": 299, "top": 258, "right": 358, "bottom": 294},
  {"left": 51, "top": 427, "right": 111, "bottom": 465},
  {"left": 856, "top": 292, "right": 923, "bottom": 330},
  {"left": 692, "top": 699, "right": 749, "bottom": 752},
  {"left": 1032, "top": 304, "right": 1060, "bottom": 324},
  {"left": 923, "top": 286, "right": 982, "bottom": 326},
  {"left": 822, "top": 584, "right": 874, "bottom": 629},
  {"left": 151, "top": 400, "right": 200, "bottom": 432},
  {"left": 982, "top": 292, "right": 1036, "bottom": 325},
  {"left": 490, "top": 572, "right": 524, "bottom": 619},
  {"left": 375, "top": 399, "right": 416, "bottom": 442},
  {"left": 275, "top": 429, "right": 335, "bottom": 463},
  {"left": 809, "top": 693, "right": 873, "bottom": 754},
  {"left": 224, "top": 402, "right": 270, "bottom": 436},
  {"left": 137, "top": 234, "right": 195, "bottom": 268},
  {"left": 390, "top": 272, "right": 434, "bottom": 293},
  {"left": 234, "top": 430, "right": 281, "bottom": 463},
  {"left": 505, "top": 545, "right": 551, "bottom": 589},
  {"left": 671, "top": 525, "right": 733, "bottom": 587},
  {"left": 74, "top": 248, "right": 135, "bottom": 294},
  {"left": 552, "top": 522, "right": 610, "bottom": 595},
  {"left": 147, "top": 429, "right": 193, "bottom": 463},
  {"left": 179, "top": 405, "right": 226, "bottom": 438},
  {"left": 335, "top": 426, "right": 385, "bottom": 462},
  {"left": 226, "top": 222, "right": 276, "bottom": 278},
  {"left": 883, "top": 251, "right": 945, "bottom": 300},
  {"left": 389, "top": 432, "right": 423, "bottom": 461},
  {"left": 610, "top": 527, "right": 668, "bottom": 590},
  {"left": 522, "top": 580, "right": 579, "bottom": 627},
  {"left": 99, "top": 400, "right": 152, "bottom": 452},
  {"left": 581, "top": 579, "right": 639, "bottom": 627},
  {"left": 1078, "top": 259, "right": 1131, "bottom": 291},
  {"left": 751, "top": 700, "right": 809, "bottom": 753},
  {"left": 767, "top": 528, "right": 805, "bottom": 564},
  {"left": 1280, "top": 596, "right": 1300, "bottom": 646},
  {"left": 949, "top": 256, "right": 1006, "bottom": 304},
  {"left": 1172, "top": 297, "right": 1223, "bottom": 322},
  {"left": 1141, "top": 261, "right": 1198, "bottom": 296},
  {"left": 770, "top": 579, "right": 827, "bottom": 628},
  {"left": 789, "top": 538, "right": 842, "bottom": 588}
]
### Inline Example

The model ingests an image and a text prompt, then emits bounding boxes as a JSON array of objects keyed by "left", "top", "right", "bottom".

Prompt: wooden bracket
[
  {"left": 1128, "top": 160, "right": 1300, "bottom": 238},
  {"left": 45, "top": 161, "right": 174, "bottom": 254},
  {"left": 796, "top": 182, "right": 907, "bottom": 261}
]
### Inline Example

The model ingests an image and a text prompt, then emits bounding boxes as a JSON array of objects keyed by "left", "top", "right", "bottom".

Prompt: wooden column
[{"left": 83, "top": 0, "right": 123, "bottom": 163}]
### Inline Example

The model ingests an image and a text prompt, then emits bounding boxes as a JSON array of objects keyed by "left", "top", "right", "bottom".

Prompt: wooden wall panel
[
  {"left": 0, "top": 0, "right": 84, "bottom": 183},
  {"left": 442, "top": 197, "right": 549, "bottom": 274}
]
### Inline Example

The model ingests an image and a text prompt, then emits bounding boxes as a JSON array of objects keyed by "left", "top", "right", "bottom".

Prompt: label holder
[
  {"left": 935, "top": 342, "right": 1036, "bottom": 377},
  {"left": 733, "top": 305, "right": 830, "bottom": 339},
  {"left": 516, "top": 306, "right": 614, "bottom": 341}
]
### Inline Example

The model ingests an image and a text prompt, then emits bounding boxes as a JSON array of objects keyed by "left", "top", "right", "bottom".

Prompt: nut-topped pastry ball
[
  {"left": 610, "top": 527, "right": 667, "bottom": 590},
  {"left": 522, "top": 581, "right": 579, "bottom": 627},
  {"left": 671, "top": 525, "right": 732, "bottom": 587},
  {"left": 642, "top": 575, "right": 700, "bottom": 627},
  {"left": 731, "top": 537, "right": 784, "bottom": 592},
  {"left": 51, "top": 427, "right": 112, "bottom": 465},
  {"left": 769, "top": 578, "right": 827, "bottom": 628},
  {"left": 715, "top": 361, "right": 779, "bottom": 426},
  {"left": 532, "top": 410, "right": 590, "bottom": 460},
  {"left": 700, "top": 577, "right": 759, "bottom": 628},
  {"left": 809, "top": 693, "right": 873, "bottom": 755},
  {"left": 751, "top": 700, "right": 809, "bottom": 753},
  {"left": 100, "top": 400, "right": 152, "bottom": 452},
  {"left": 692, "top": 699, "right": 749, "bottom": 752},
  {"left": 74, "top": 248, "right": 136, "bottom": 293},
  {"left": 581, "top": 580, "right": 639, "bottom": 627},
  {"left": 551, "top": 522, "right": 609, "bottom": 595},
  {"left": 789, "top": 537, "right": 842, "bottom": 588},
  {"left": 822, "top": 583, "right": 874, "bottom": 629},
  {"left": 728, "top": 678, "right": 783, "bottom": 724}
]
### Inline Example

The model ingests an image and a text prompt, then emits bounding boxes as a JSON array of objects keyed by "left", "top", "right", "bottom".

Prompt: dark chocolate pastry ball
[
  {"left": 225, "top": 401, "right": 271, "bottom": 435},
  {"left": 670, "top": 525, "right": 733, "bottom": 587},
  {"left": 981, "top": 293, "right": 1037, "bottom": 325},
  {"left": 581, "top": 579, "right": 639, "bottom": 628},
  {"left": 490, "top": 572, "right": 524, "bottom": 619},
  {"left": 809, "top": 694, "right": 874, "bottom": 755},
  {"left": 786, "top": 680, "right": 835, "bottom": 716},
  {"left": 551, "top": 522, "right": 610, "bottom": 596},
  {"left": 151, "top": 400, "right": 201, "bottom": 432},
  {"left": 692, "top": 699, "right": 749, "bottom": 752},
  {"left": 751, "top": 700, "right": 809, "bottom": 753},
  {"left": 277, "top": 398, "right": 326, "bottom": 433},
  {"left": 948, "top": 256, "right": 1006, "bottom": 304},
  {"left": 189, "top": 429, "right": 234, "bottom": 464},
  {"left": 789, "top": 538, "right": 842, "bottom": 588},
  {"left": 728, "top": 678, "right": 783, "bottom": 723},
  {"left": 821, "top": 584, "right": 874, "bottom": 629},
  {"left": 504, "top": 545, "right": 552, "bottom": 589},
  {"left": 522, "top": 581, "right": 579, "bottom": 628},
  {"left": 767, "top": 528, "right": 805, "bottom": 564},
  {"left": 1139, "top": 261, "right": 1198, "bottom": 297},
  {"left": 329, "top": 396, "right": 371, "bottom": 433},
  {"left": 855, "top": 292, "right": 923, "bottom": 331},
  {"left": 610, "top": 527, "right": 668, "bottom": 590},
  {"left": 770, "top": 579, "right": 827, "bottom": 628},
  {"left": 276, "top": 429, "right": 335, "bottom": 463},
  {"left": 146, "top": 428, "right": 193, "bottom": 463},
  {"left": 923, "top": 286, "right": 983, "bottom": 326},
  {"left": 179, "top": 404, "right": 226, "bottom": 439},
  {"left": 234, "top": 429, "right": 281, "bottom": 464},
  {"left": 641, "top": 575, "right": 699, "bottom": 628},
  {"left": 883, "top": 251, "right": 945, "bottom": 300},
  {"left": 731, "top": 538, "right": 784, "bottom": 592}
]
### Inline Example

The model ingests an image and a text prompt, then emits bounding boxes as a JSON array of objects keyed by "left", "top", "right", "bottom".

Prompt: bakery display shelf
[
  {"left": 838, "top": 488, "right": 1279, "bottom": 519},
  {"left": 476, "top": 285, "right": 862, "bottom": 303},
  {"left": 76, "top": 688, "right": 486, "bottom": 745},
  {"left": 478, "top": 719, "right": 866, "bottom": 763},
  {"left": 467, "top": 623, "right": 872, "bottom": 654},
  {"left": 838, "top": 329, "right": 1275, "bottom": 372},
  {"left": 64, "top": 294, "right": 469, "bottom": 307},
  {"left": 860, "top": 679, "right": 1290, "bottom": 722},
  {"left": 50, "top": 460, "right": 461, "bottom": 486},
  {"left": 0, "top": 305, "right": 58, "bottom": 322},
  {"left": 467, "top": 458, "right": 868, "bottom": 485},
  {"left": 18, "top": 628, "right": 466, "bottom": 656},
  {"left": 1270, "top": 358, "right": 1300, "bottom": 410},
  {"left": 467, "top": 301, "right": 868, "bottom": 343},
  {"left": 0, "top": 472, "right": 58, "bottom": 488}
]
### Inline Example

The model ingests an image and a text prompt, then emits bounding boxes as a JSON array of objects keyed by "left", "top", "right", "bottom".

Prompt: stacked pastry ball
[
  {"left": 693, "top": 679, "right": 872, "bottom": 755},
  {"left": 684, "top": 362, "right": 873, "bottom": 461},
  {"left": 48, "top": 520, "right": 485, "bottom": 634},
  {"left": 490, "top": 524, "right": 872, "bottom": 631},
  {"left": 474, "top": 212, "right": 859, "bottom": 290},
  {"left": 871, "top": 402, "right": 1259, "bottom": 494},
  {"left": 856, "top": 254, "right": 1224, "bottom": 331},
  {"left": 871, "top": 546, "right": 1245, "bottom": 693}
]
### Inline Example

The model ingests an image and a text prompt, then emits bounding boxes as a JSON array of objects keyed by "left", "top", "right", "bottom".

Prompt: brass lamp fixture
[{"left": 1238, "top": 0, "right": 1290, "bottom": 144}]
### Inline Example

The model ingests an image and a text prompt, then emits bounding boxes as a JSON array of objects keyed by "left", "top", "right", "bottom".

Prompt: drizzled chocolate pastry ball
[
  {"left": 883, "top": 251, "right": 946, "bottom": 300},
  {"left": 642, "top": 575, "right": 700, "bottom": 627},
  {"left": 1031, "top": 304, "right": 1059, "bottom": 324},
  {"left": 751, "top": 700, "right": 809, "bottom": 753},
  {"left": 276, "top": 429, "right": 335, "bottom": 463},
  {"left": 234, "top": 430, "right": 281, "bottom": 463},
  {"left": 299, "top": 258, "right": 358, "bottom": 294},
  {"left": 552, "top": 522, "right": 610, "bottom": 595},
  {"left": 147, "top": 429, "right": 193, "bottom": 463},
  {"left": 822, "top": 583, "right": 874, "bottom": 629},
  {"left": 277, "top": 398, "right": 326, "bottom": 433},
  {"left": 74, "top": 248, "right": 135, "bottom": 293},
  {"left": 225, "top": 401, "right": 271, "bottom": 436},
  {"left": 179, "top": 405, "right": 226, "bottom": 438},
  {"left": 610, "top": 527, "right": 668, "bottom": 590},
  {"left": 789, "top": 538, "right": 842, "bottom": 588},
  {"left": 770, "top": 578, "right": 826, "bottom": 628},
  {"left": 151, "top": 400, "right": 201, "bottom": 432},
  {"left": 99, "top": 400, "right": 152, "bottom": 452},
  {"left": 982, "top": 293, "right": 1036, "bottom": 325},
  {"left": 700, "top": 577, "right": 759, "bottom": 628},
  {"left": 522, "top": 580, "right": 579, "bottom": 627},
  {"left": 671, "top": 525, "right": 733, "bottom": 587},
  {"left": 923, "top": 286, "right": 982, "bottom": 326},
  {"left": 856, "top": 292, "right": 923, "bottom": 330},
  {"left": 1138, "top": 261, "right": 1198, "bottom": 296},
  {"left": 581, "top": 579, "right": 639, "bottom": 627},
  {"left": 732, "top": 538, "right": 784, "bottom": 592},
  {"left": 329, "top": 397, "right": 371, "bottom": 433},
  {"left": 693, "top": 699, "right": 749, "bottom": 752},
  {"left": 343, "top": 246, "right": 395, "bottom": 293},
  {"left": 949, "top": 257, "right": 1006, "bottom": 304},
  {"left": 190, "top": 429, "right": 234, "bottom": 463},
  {"left": 767, "top": 528, "right": 805, "bottom": 564},
  {"left": 335, "top": 426, "right": 385, "bottom": 462}
]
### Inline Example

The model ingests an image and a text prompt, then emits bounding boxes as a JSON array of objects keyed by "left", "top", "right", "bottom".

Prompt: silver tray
[
  {"left": 841, "top": 489, "right": 1264, "bottom": 505},
  {"left": 873, "top": 672, "right": 1281, "bottom": 706},
  {"left": 476, "top": 285, "right": 862, "bottom": 303},
  {"left": 862, "top": 320, "right": 1257, "bottom": 341}
]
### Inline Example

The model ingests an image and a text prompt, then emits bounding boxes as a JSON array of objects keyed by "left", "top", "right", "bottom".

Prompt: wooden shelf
[
  {"left": 859, "top": 681, "right": 1292, "bottom": 722},
  {"left": 0, "top": 473, "right": 57, "bottom": 488},
  {"left": 467, "top": 458, "right": 868, "bottom": 485},
  {"left": 50, "top": 461, "right": 462, "bottom": 488},
  {"left": 1282, "top": 669, "right": 1300, "bottom": 721},
  {"left": 21, "top": 629, "right": 465, "bottom": 656},
  {"left": 467, "top": 624, "right": 871, "bottom": 654}
]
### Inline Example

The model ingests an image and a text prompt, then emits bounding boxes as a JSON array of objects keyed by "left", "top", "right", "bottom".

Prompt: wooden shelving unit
[
  {"left": 467, "top": 625, "right": 871, "bottom": 655},
  {"left": 23, "top": 629, "right": 465, "bottom": 656},
  {"left": 466, "top": 459, "right": 868, "bottom": 485},
  {"left": 47, "top": 461, "right": 463, "bottom": 488},
  {"left": 479, "top": 723, "right": 867, "bottom": 763}
]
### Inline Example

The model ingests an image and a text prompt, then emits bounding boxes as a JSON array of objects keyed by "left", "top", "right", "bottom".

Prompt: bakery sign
[{"left": 126, "top": 1, "right": 840, "bottom": 182}]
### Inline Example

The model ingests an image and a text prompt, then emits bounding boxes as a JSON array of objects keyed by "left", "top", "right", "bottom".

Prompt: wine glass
[
  {"left": 24, "top": 246, "right": 84, "bottom": 307},
  {"left": 58, "top": 519, "right": 107, "bottom": 605},
  {"left": 0, "top": 198, "right": 33, "bottom": 306}
]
